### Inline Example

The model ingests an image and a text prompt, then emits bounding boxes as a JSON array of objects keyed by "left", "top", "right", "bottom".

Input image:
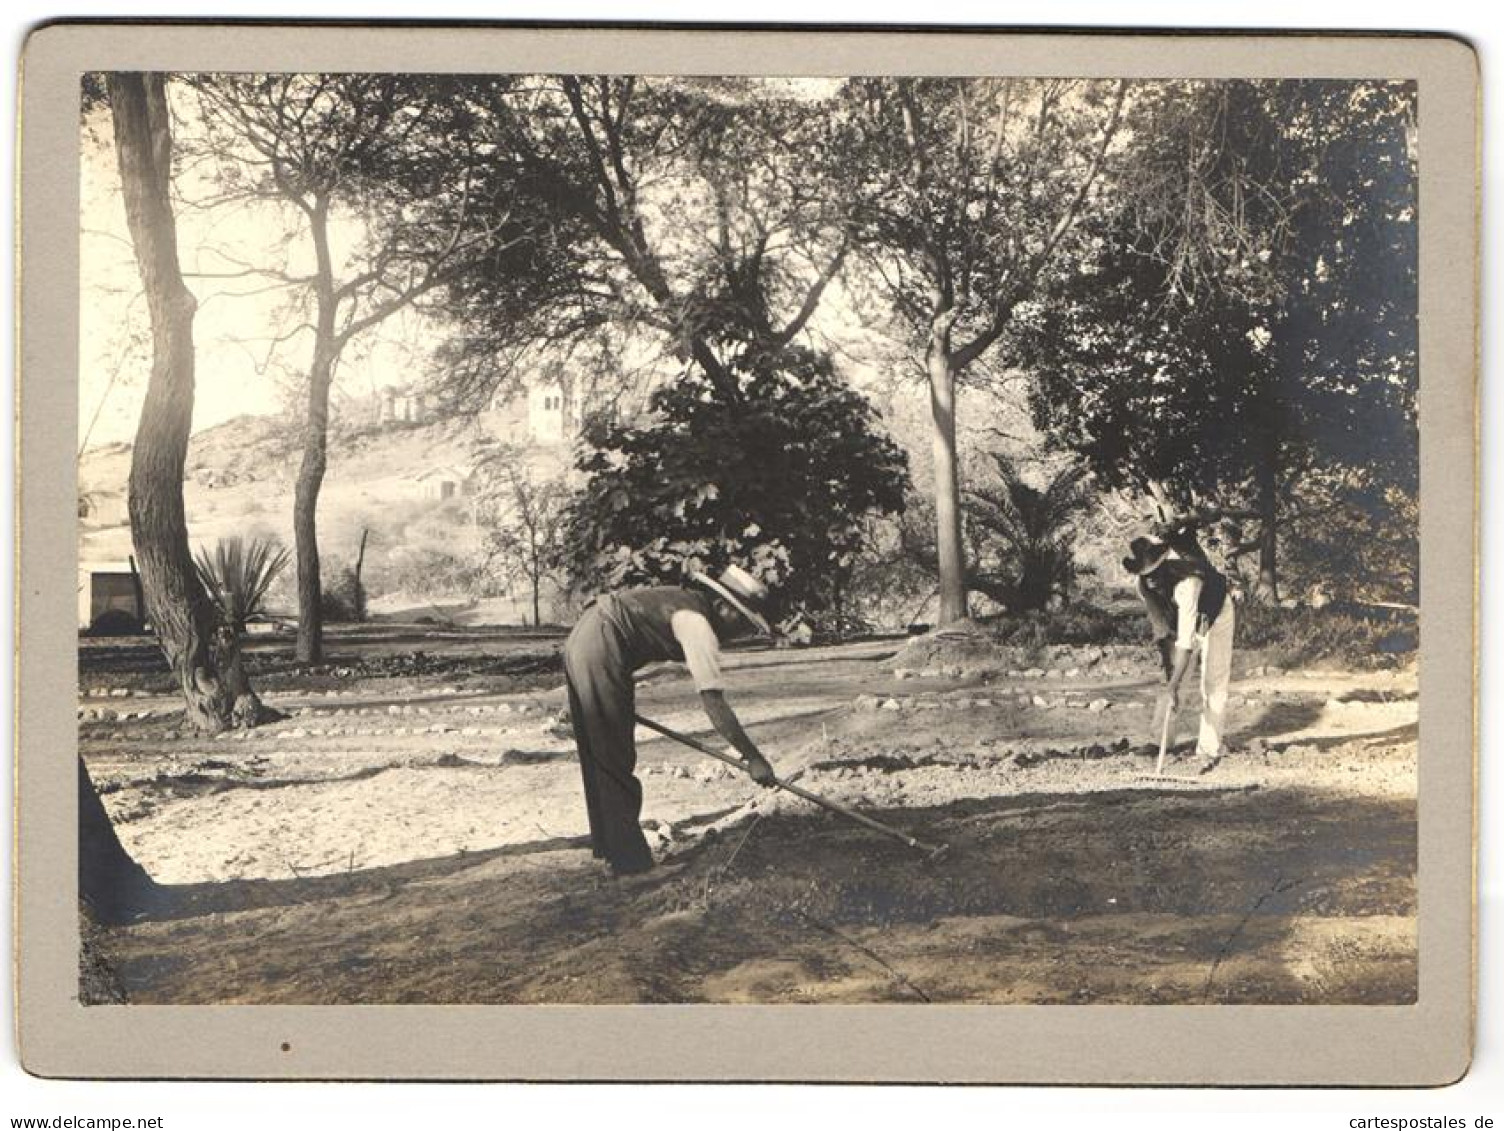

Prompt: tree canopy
[
  {"left": 429, "top": 76, "right": 856, "bottom": 416},
  {"left": 1012, "top": 80, "right": 1418, "bottom": 601},
  {"left": 833, "top": 77, "right": 1129, "bottom": 622},
  {"left": 92, "top": 72, "right": 1421, "bottom": 631}
]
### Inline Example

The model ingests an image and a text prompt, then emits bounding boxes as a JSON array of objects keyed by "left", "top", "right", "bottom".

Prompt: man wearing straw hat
[
  {"left": 563, "top": 566, "right": 778, "bottom": 876},
  {"left": 1123, "top": 535, "right": 1236, "bottom": 774}
]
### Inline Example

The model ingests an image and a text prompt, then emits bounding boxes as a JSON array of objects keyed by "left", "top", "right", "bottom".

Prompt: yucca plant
[{"left": 194, "top": 535, "right": 291, "bottom": 636}]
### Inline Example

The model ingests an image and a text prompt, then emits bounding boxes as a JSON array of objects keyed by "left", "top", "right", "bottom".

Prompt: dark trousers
[{"left": 563, "top": 604, "right": 653, "bottom": 872}]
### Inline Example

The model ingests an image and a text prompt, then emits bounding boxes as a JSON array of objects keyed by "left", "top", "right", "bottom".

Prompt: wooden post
[{"left": 353, "top": 528, "right": 369, "bottom": 621}]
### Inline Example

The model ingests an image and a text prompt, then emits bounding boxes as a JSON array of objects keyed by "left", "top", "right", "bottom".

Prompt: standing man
[
  {"left": 1123, "top": 536, "right": 1236, "bottom": 773},
  {"left": 563, "top": 566, "right": 778, "bottom": 876}
]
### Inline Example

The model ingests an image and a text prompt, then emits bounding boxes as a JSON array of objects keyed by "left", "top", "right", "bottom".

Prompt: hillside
[{"left": 78, "top": 410, "right": 575, "bottom": 626}]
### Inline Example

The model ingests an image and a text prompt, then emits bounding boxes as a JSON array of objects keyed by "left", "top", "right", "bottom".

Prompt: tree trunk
[
  {"left": 353, "top": 528, "right": 369, "bottom": 622},
  {"left": 213, "top": 624, "right": 278, "bottom": 726},
  {"left": 126, "top": 554, "right": 146, "bottom": 629},
  {"left": 79, "top": 756, "right": 162, "bottom": 924},
  {"left": 1254, "top": 462, "right": 1280, "bottom": 602},
  {"left": 294, "top": 348, "right": 334, "bottom": 662},
  {"left": 1251, "top": 410, "right": 1281, "bottom": 602},
  {"left": 927, "top": 333, "right": 970, "bottom": 625},
  {"left": 109, "top": 72, "right": 262, "bottom": 731},
  {"left": 532, "top": 576, "right": 542, "bottom": 628},
  {"left": 295, "top": 206, "right": 339, "bottom": 663}
]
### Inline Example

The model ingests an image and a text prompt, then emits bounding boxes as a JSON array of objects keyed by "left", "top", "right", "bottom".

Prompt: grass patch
[{"left": 1235, "top": 603, "right": 1416, "bottom": 670}]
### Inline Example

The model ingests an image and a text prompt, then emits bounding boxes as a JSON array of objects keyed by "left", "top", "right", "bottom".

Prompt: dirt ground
[{"left": 79, "top": 627, "right": 1417, "bottom": 1005}]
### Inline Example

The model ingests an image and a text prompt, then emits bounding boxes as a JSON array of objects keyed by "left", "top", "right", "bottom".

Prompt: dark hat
[{"left": 1122, "top": 536, "right": 1171, "bottom": 577}]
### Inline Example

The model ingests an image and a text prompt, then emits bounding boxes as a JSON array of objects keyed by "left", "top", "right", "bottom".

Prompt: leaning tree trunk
[
  {"left": 109, "top": 72, "right": 264, "bottom": 731},
  {"left": 926, "top": 325, "right": 970, "bottom": 625},
  {"left": 78, "top": 756, "right": 161, "bottom": 924}
]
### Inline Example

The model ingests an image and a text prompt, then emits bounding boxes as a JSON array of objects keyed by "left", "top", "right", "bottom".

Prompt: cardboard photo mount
[{"left": 16, "top": 22, "right": 1479, "bottom": 1083}]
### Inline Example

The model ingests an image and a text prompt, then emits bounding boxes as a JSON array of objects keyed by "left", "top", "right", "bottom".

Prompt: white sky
[{"left": 79, "top": 96, "right": 454, "bottom": 450}]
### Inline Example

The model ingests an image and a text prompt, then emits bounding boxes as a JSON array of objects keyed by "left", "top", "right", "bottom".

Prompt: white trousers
[{"left": 1193, "top": 600, "right": 1236, "bottom": 756}]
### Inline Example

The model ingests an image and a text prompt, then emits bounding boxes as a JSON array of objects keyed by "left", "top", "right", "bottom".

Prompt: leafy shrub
[
  {"left": 883, "top": 457, "right": 1092, "bottom": 623},
  {"left": 319, "top": 555, "right": 368, "bottom": 624},
  {"left": 965, "top": 456, "right": 1091, "bottom": 612},
  {"left": 1282, "top": 485, "right": 1418, "bottom": 606},
  {"left": 1230, "top": 601, "right": 1415, "bottom": 669},
  {"left": 383, "top": 544, "right": 483, "bottom": 602},
  {"left": 985, "top": 601, "right": 1146, "bottom": 649},
  {"left": 835, "top": 508, "right": 943, "bottom": 633},
  {"left": 561, "top": 345, "right": 909, "bottom": 618}
]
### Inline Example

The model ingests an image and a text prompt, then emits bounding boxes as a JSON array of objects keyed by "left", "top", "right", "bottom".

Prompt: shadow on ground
[{"left": 91, "top": 777, "right": 1416, "bottom": 1007}]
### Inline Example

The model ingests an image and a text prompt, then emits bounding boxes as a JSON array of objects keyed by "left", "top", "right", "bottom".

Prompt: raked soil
[{"left": 79, "top": 632, "right": 1417, "bottom": 1005}]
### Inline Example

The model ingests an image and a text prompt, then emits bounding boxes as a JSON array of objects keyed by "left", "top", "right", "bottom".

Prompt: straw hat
[{"left": 690, "top": 565, "right": 772, "bottom": 637}]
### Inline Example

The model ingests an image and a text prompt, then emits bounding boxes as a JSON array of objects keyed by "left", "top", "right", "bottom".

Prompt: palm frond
[
  {"left": 194, "top": 535, "right": 291, "bottom": 634},
  {"left": 964, "top": 454, "right": 1091, "bottom": 612}
]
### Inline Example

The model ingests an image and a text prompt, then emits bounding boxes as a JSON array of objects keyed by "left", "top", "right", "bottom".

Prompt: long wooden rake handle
[
  {"left": 633, "top": 713, "right": 949, "bottom": 859},
  {"left": 1156, "top": 697, "right": 1176, "bottom": 776}
]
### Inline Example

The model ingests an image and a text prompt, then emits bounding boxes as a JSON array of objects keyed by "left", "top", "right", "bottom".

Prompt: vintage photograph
[{"left": 73, "top": 68, "right": 1420, "bottom": 1009}]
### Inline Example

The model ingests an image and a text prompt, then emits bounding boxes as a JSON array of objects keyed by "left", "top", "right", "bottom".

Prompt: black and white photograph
[
  {"left": 12, "top": 21, "right": 1480, "bottom": 1091},
  {"left": 71, "top": 63, "right": 1426, "bottom": 1009}
]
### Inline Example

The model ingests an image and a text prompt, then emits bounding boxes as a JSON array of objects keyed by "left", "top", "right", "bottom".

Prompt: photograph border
[{"left": 16, "top": 21, "right": 1478, "bottom": 1083}]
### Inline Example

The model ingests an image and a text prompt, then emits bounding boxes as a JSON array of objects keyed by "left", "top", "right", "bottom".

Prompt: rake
[
  {"left": 1130, "top": 695, "right": 1249, "bottom": 791},
  {"left": 1135, "top": 696, "right": 1207, "bottom": 785},
  {"left": 635, "top": 713, "right": 952, "bottom": 862}
]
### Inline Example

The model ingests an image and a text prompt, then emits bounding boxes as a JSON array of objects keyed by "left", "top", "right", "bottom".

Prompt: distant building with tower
[
  {"left": 481, "top": 361, "right": 625, "bottom": 449},
  {"left": 377, "top": 385, "right": 437, "bottom": 426},
  {"left": 525, "top": 381, "right": 569, "bottom": 445}
]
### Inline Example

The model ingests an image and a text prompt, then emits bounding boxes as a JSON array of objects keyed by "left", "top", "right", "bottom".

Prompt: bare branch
[{"left": 771, "top": 235, "right": 850, "bottom": 347}]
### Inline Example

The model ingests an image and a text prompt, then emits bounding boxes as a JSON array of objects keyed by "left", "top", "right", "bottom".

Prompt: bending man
[
  {"left": 563, "top": 566, "right": 777, "bottom": 876},
  {"left": 1124, "top": 536, "right": 1236, "bottom": 773}
]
